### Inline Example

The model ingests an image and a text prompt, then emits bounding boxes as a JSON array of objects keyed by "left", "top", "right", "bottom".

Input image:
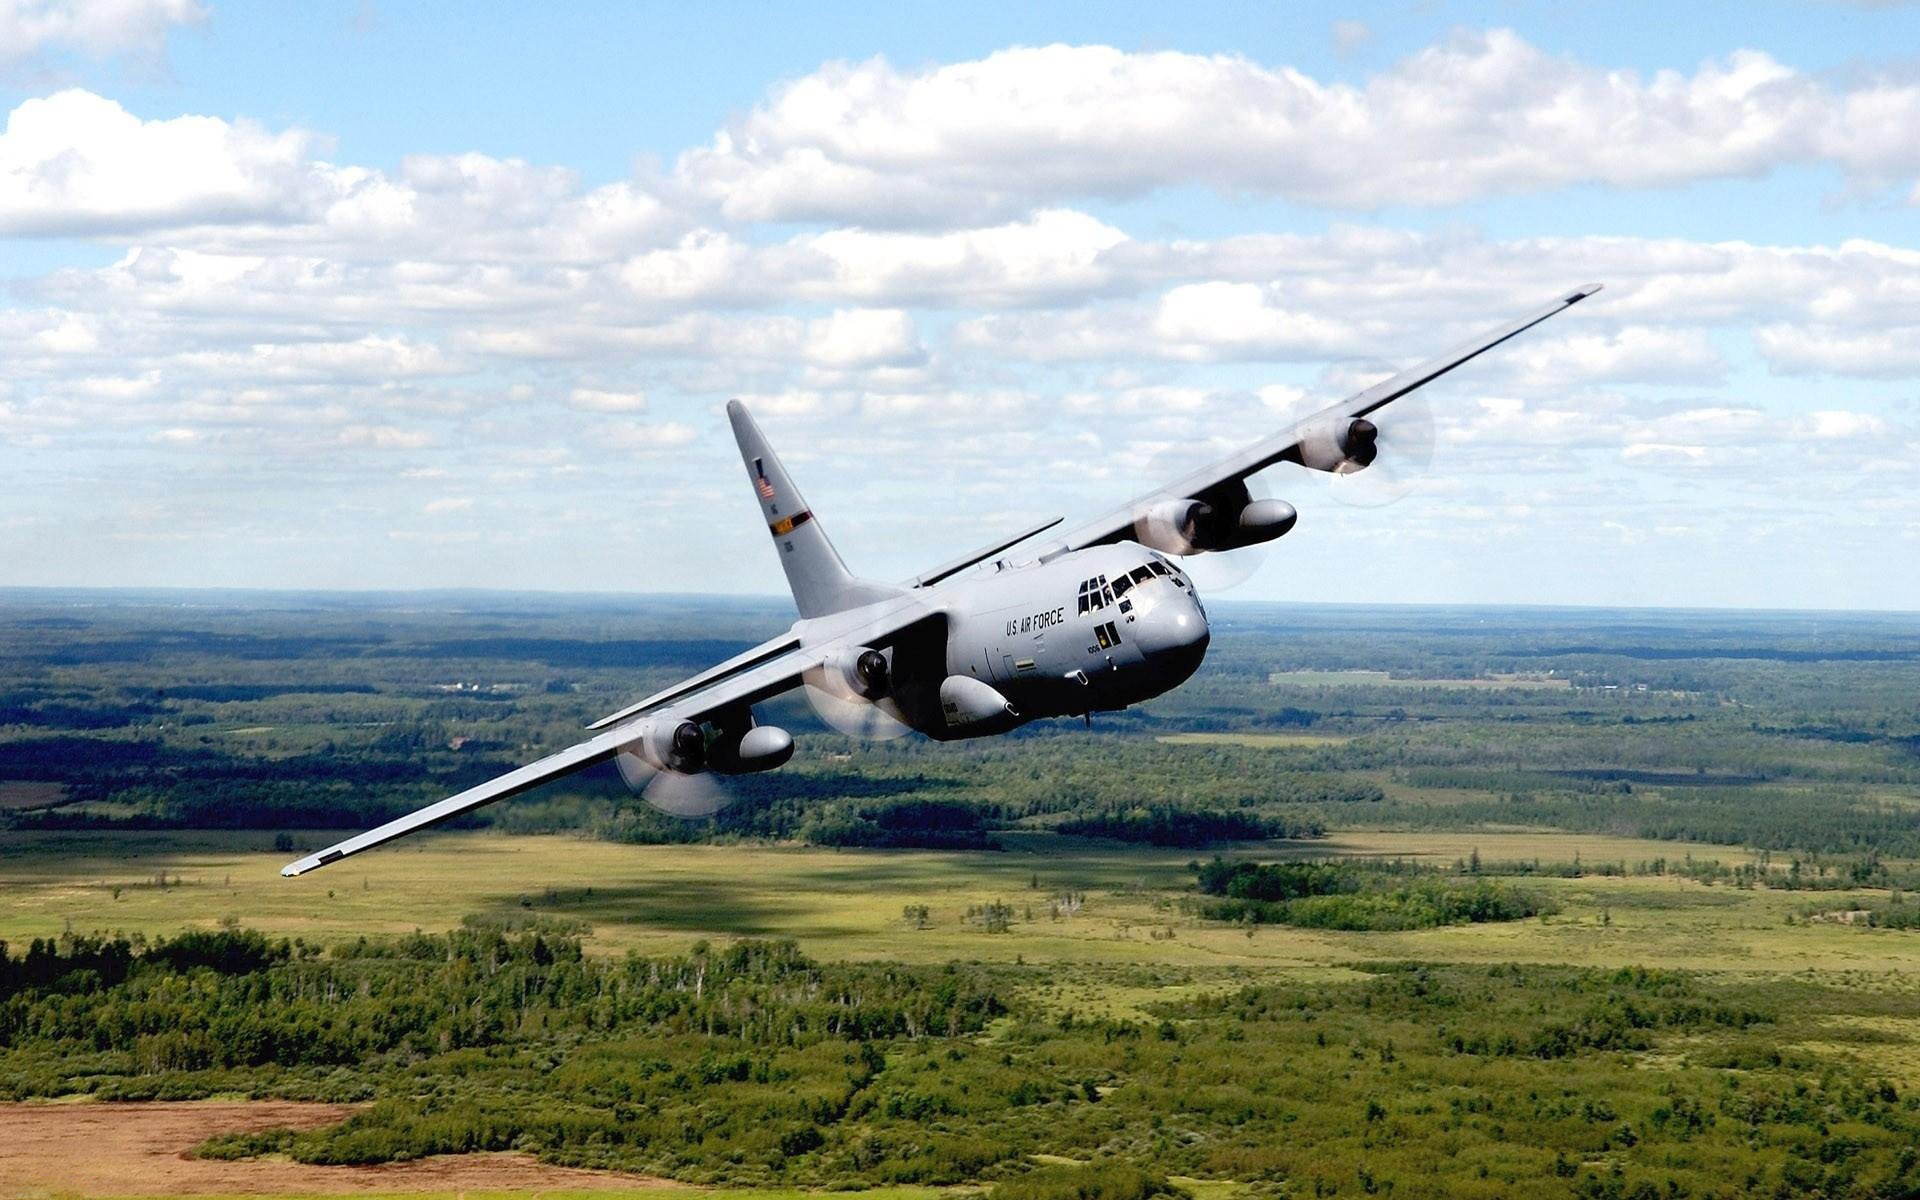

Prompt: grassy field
[
  {"left": 1266, "top": 669, "right": 1573, "bottom": 689},
  {"left": 1152, "top": 731, "right": 1352, "bottom": 748},
  {"left": 5, "top": 827, "right": 1914, "bottom": 980}
]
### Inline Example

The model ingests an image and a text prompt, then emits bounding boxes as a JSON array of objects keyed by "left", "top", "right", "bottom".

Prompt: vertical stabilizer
[{"left": 727, "top": 400, "right": 884, "bottom": 618}]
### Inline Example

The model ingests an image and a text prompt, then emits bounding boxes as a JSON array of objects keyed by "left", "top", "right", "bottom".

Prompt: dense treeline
[
  {"left": 5, "top": 922, "right": 1920, "bottom": 1196},
  {"left": 3, "top": 594, "right": 1919, "bottom": 864},
  {"left": 1190, "top": 858, "right": 1554, "bottom": 929},
  {"left": 1056, "top": 804, "right": 1320, "bottom": 846},
  {"left": 0, "top": 927, "right": 1001, "bottom": 1088}
]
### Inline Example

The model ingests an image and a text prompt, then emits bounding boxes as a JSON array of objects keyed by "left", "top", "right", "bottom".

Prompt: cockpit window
[
  {"left": 1110, "top": 573, "right": 1133, "bottom": 598},
  {"left": 1130, "top": 566, "right": 1153, "bottom": 586},
  {"left": 1148, "top": 560, "right": 1169, "bottom": 577}
]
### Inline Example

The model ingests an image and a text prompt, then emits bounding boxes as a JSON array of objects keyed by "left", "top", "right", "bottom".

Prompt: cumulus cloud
[
  {"left": 0, "top": 90, "right": 324, "bottom": 234},
  {"left": 675, "top": 32, "right": 1920, "bottom": 224},
  {"left": 1753, "top": 324, "right": 1920, "bottom": 377},
  {"left": 5, "top": 31, "right": 1919, "bottom": 602},
  {"left": 0, "top": 91, "right": 682, "bottom": 253},
  {"left": 0, "top": 0, "right": 204, "bottom": 70},
  {"left": 568, "top": 388, "right": 648, "bottom": 413}
]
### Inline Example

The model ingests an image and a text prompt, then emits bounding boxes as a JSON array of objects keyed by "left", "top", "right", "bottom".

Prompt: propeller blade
[
  {"left": 1327, "top": 389, "right": 1437, "bottom": 509},
  {"left": 803, "top": 681, "right": 913, "bottom": 740},
  {"left": 642, "top": 766, "right": 733, "bottom": 818},
  {"left": 1128, "top": 440, "right": 1278, "bottom": 593}
]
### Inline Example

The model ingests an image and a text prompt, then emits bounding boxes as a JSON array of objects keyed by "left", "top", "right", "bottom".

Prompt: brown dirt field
[{"left": 0, "top": 1100, "right": 675, "bottom": 1198}]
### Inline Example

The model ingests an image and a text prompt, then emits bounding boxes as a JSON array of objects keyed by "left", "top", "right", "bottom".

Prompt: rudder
[{"left": 726, "top": 400, "right": 890, "bottom": 618}]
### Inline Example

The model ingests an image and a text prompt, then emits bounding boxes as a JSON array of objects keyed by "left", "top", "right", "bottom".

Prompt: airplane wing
[
  {"left": 282, "top": 603, "right": 943, "bottom": 876},
  {"left": 1046, "top": 284, "right": 1603, "bottom": 554}
]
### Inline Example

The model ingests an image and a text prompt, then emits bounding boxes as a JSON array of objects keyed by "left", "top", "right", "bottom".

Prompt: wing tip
[{"left": 1571, "top": 282, "right": 1605, "bottom": 301}]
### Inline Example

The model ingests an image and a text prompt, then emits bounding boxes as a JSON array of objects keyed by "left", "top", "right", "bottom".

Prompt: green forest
[
  {"left": 4, "top": 589, "right": 1920, "bottom": 1198},
  {"left": 6, "top": 923, "right": 1920, "bottom": 1199}
]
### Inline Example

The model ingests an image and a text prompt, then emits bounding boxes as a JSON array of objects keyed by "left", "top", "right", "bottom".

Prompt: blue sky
[{"left": 2, "top": 1, "right": 1918, "bottom": 609}]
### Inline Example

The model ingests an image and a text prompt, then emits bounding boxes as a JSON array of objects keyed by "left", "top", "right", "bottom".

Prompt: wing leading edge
[{"left": 1048, "top": 284, "right": 1602, "bottom": 555}]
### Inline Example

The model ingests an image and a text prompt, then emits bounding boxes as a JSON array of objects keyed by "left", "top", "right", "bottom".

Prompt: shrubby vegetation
[
  {"left": 989, "top": 1163, "right": 1188, "bottom": 1200},
  {"left": 1056, "top": 803, "right": 1320, "bottom": 846},
  {"left": 1190, "top": 858, "right": 1554, "bottom": 929}
]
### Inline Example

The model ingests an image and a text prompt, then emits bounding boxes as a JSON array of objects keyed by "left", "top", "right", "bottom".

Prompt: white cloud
[
  {"left": 675, "top": 32, "right": 1920, "bottom": 224},
  {"left": 0, "top": 91, "right": 683, "bottom": 254},
  {"left": 0, "top": 90, "right": 321, "bottom": 234},
  {"left": 174, "top": 335, "right": 453, "bottom": 383},
  {"left": 804, "top": 308, "right": 925, "bottom": 368},
  {"left": 599, "top": 421, "right": 699, "bottom": 451},
  {"left": 1753, "top": 324, "right": 1920, "bottom": 377},
  {"left": 1500, "top": 328, "right": 1727, "bottom": 389},
  {"left": 568, "top": 388, "right": 648, "bottom": 412},
  {"left": 338, "top": 424, "right": 432, "bottom": 449},
  {"left": 0, "top": 0, "right": 204, "bottom": 69},
  {"left": 1804, "top": 410, "right": 1891, "bottom": 439}
]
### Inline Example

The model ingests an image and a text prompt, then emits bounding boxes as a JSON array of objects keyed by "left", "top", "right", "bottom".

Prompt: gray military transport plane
[{"left": 282, "top": 284, "right": 1602, "bottom": 877}]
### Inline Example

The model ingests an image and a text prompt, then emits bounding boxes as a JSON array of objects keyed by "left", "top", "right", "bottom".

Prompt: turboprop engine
[
  {"left": 613, "top": 714, "right": 793, "bottom": 816},
  {"left": 614, "top": 717, "right": 706, "bottom": 783},
  {"left": 1137, "top": 491, "right": 1298, "bottom": 556},
  {"left": 1294, "top": 416, "right": 1381, "bottom": 475},
  {"left": 820, "top": 645, "right": 890, "bottom": 700}
]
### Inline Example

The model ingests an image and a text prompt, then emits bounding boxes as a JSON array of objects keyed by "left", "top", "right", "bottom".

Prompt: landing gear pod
[
  {"left": 711, "top": 724, "right": 794, "bottom": 774},
  {"left": 939, "top": 675, "right": 1019, "bottom": 733}
]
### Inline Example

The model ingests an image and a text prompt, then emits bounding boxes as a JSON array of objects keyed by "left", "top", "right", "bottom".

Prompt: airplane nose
[{"left": 1132, "top": 594, "right": 1210, "bottom": 680}]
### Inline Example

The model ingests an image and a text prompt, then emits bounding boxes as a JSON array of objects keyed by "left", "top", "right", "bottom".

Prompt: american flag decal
[{"left": 753, "top": 458, "right": 775, "bottom": 499}]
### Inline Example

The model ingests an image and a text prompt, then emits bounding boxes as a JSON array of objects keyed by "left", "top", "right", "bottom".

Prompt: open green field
[
  {"left": 1266, "top": 669, "right": 1572, "bottom": 689},
  {"left": 4, "top": 827, "right": 1914, "bottom": 979}
]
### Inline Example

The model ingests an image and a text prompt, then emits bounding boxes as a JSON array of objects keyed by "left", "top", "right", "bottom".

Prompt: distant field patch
[
  {"left": 1268, "top": 669, "right": 1571, "bottom": 690},
  {"left": 0, "top": 1099, "right": 680, "bottom": 1195},
  {"left": 1155, "top": 732, "right": 1351, "bottom": 748},
  {"left": 0, "top": 780, "right": 68, "bottom": 811}
]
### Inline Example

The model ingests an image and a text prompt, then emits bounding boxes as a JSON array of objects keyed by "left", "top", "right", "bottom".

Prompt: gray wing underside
[
  {"left": 283, "top": 606, "right": 942, "bottom": 876},
  {"left": 1048, "top": 284, "right": 1603, "bottom": 554}
]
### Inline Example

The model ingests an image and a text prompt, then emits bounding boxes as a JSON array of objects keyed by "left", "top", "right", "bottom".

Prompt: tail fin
[{"left": 727, "top": 400, "right": 891, "bottom": 618}]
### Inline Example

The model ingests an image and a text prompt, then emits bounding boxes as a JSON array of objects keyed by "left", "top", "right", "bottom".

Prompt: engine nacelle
[
  {"left": 1295, "top": 417, "right": 1379, "bottom": 474},
  {"left": 710, "top": 724, "right": 794, "bottom": 775},
  {"left": 1138, "top": 496, "right": 1297, "bottom": 554},
  {"left": 820, "top": 645, "right": 890, "bottom": 700},
  {"left": 614, "top": 717, "right": 705, "bottom": 791},
  {"left": 1139, "top": 497, "right": 1214, "bottom": 556}
]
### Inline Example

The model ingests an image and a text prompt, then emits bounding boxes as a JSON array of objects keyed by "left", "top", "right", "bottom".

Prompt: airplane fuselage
[{"left": 796, "top": 543, "right": 1212, "bottom": 741}]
